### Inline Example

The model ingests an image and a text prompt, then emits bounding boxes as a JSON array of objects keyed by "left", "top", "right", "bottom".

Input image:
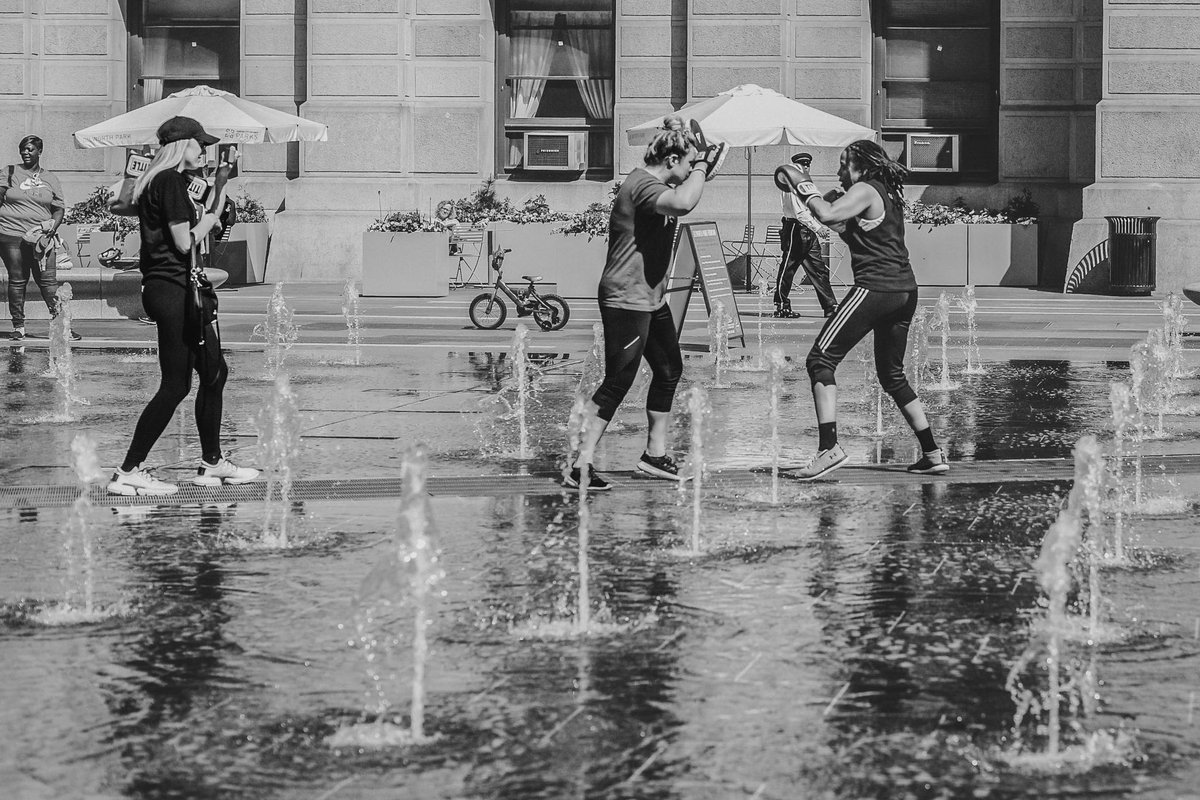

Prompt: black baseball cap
[
  {"left": 157, "top": 116, "right": 219, "bottom": 147},
  {"left": 791, "top": 152, "right": 813, "bottom": 166}
]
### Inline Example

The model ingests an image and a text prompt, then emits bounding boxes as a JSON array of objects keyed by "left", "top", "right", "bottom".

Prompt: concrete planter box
[
  {"left": 906, "top": 224, "right": 969, "bottom": 286},
  {"left": 905, "top": 223, "right": 1039, "bottom": 288},
  {"left": 361, "top": 231, "right": 450, "bottom": 297},
  {"left": 491, "top": 223, "right": 606, "bottom": 298},
  {"left": 58, "top": 225, "right": 116, "bottom": 269},
  {"left": 966, "top": 224, "right": 1038, "bottom": 286},
  {"left": 214, "top": 222, "right": 269, "bottom": 285}
]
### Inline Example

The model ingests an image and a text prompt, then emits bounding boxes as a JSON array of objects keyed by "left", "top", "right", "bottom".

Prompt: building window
[
  {"left": 137, "top": 0, "right": 239, "bottom": 105},
  {"left": 874, "top": 0, "right": 998, "bottom": 181},
  {"left": 498, "top": 1, "right": 614, "bottom": 176}
]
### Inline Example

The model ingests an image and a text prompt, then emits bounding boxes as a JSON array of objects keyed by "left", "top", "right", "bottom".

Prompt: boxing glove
[
  {"left": 688, "top": 118, "right": 727, "bottom": 181},
  {"left": 774, "top": 163, "right": 821, "bottom": 205}
]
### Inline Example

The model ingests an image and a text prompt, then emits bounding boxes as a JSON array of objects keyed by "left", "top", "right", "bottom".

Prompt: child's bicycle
[{"left": 468, "top": 248, "right": 570, "bottom": 331}]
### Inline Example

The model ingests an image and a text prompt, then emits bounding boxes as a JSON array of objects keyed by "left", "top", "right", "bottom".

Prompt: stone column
[
  {"left": 1067, "top": 0, "right": 1200, "bottom": 293},
  {"left": 0, "top": 0, "right": 126, "bottom": 199}
]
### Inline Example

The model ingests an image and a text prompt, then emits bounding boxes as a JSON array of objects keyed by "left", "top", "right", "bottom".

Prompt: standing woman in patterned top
[
  {"left": 565, "top": 115, "right": 727, "bottom": 491},
  {"left": 0, "top": 135, "right": 77, "bottom": 341},
  {"left": 775, "top": 138, "right": 949, "bottom": 479}
]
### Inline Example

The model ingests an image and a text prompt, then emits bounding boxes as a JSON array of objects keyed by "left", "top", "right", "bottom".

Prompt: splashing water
[
  {"left": 42, "top": 283, "right": 88, "bottom": 420},
  {"left": 341, "top": 278, "right": 363, "bottom": 366},
  {"left": 254, "top": 374, "right": 303, "bottom": 547},
  {"left": 686, "top": 387, "right": 711, "bottom": 553},
  {"left": 1108, "top": 382, "right": 1135, "bottom": 563},
  {"left": 925, "top": 292, "right": 960, "bottom": 390},
  {"left": 328, "top": 445, "right": 445, "bottom": 749},
  {"left": 708, "top": 301, "right": 732, "bottom": 388},
  {"left": 1160, "top": 292, "right": 1189, "bottom": 382},
  {"left": 511, "top": 323, "right": 530, "bottom": 459},
  {"left": 252, "top": 282, "right": 300, "bottom": 379},
  {"left": 576, "top": 322, "right": 604, "bottom": 401},
  {"left": 30, "top": 434, "right": 124, "bottom": 626},
  {"left": 958, "top": 285, "right": 986, "bottom": 375},
  {"left": 565, "top": 396, "right": 594, "bottom": 632},
  {"left": 1005, "top": 436, "right": 1127, "bottom": 768},
  {"left": 755, "top": 280, "right": 772, "bottom": 369},
  {"left": 766, "top": 348, "right": 788, "bottom": 504}
]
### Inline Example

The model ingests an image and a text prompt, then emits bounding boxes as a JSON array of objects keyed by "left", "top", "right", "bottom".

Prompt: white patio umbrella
[
  {"left": 72, "top": 85, "right": 328, "bottom": 148},
  {"left": 626, "top": 84, "right": 876, "bottom": 287}
]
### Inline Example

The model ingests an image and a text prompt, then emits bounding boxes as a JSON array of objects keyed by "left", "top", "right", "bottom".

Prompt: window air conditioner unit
[
  {"left": 905, "top": 133, "right": 959, "bottom": 173},
  {"left": 523, "top": 131, "right": 588, "bottom": 171}
]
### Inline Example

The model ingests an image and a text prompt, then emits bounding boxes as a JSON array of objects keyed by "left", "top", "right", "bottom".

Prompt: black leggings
[
  {"left": 805, "top": 286, "right": 919, "bottom": 408},
  {"left": 0, "top": 233, "right": 59, "bottom": 328},
  {"left": 591, "top": 304, "right": 683, "bottom": 422},
  {"left": 122, "top": 279, "right": 229, "bottom": 469}
]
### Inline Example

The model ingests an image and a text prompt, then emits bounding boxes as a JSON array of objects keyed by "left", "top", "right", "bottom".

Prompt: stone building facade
[{"left": 0, "top": 1, "right": 1190, "bottom": 292}]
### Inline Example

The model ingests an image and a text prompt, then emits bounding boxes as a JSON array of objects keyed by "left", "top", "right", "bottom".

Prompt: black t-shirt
[
  {"left": 137, "top": 170, "right": 196, "bottom": 287},
  {"left": 599, "top": 168, "right": 674, "bottom": 311},
  {"left": 839, "top": 178, "right": 918, "bottom": 292}
]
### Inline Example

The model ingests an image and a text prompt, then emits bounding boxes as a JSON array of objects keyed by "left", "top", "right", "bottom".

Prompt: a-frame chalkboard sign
[{"left": 664, "top": 221, "right": 746, "bottom": 348}]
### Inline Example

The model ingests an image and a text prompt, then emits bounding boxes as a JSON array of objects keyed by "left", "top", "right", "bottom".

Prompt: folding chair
[
  {"left": 74, "top": 224, "right": 97, "bottom": 266},
  {"left": 759, "top": 224, "right": 785, "bottom": 289},
  {"left": 449, "top": 228, "right": 486, "bottom": 288},
  {"left": 721, "top": 224, "right": 755, "bottom": 263}
]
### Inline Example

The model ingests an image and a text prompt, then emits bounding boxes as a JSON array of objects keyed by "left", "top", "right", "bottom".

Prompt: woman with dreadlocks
[{"left": 773, "top": 138, "right": 948, "bottom": 480}]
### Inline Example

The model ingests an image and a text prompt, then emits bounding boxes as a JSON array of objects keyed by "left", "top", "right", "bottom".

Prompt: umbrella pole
[{"left": 745, "top": 147, "right": 754, "bottom": 291}]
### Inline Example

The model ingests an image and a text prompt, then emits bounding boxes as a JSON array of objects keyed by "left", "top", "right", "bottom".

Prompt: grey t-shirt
[{"left": 599, "top": 168, "right": 675, "bottom": 311}]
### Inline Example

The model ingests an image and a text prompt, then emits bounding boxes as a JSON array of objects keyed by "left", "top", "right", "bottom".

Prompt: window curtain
[
  {"left": 565, "top": 27, "right": 613, "bottom": 120},
  {"left": 141, "top": 32, "right": 167, "bottom": 104},
  {"left": 509, "top": 26, "right": 555, "bottom": 118}
]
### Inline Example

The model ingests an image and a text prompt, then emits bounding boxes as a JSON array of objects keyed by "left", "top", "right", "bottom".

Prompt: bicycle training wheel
[
  {"left": 533, "top": 294, "right": 570, "bottom": 331},
  {"left": 469, "top": 293, "right": 507, "bottom": 329}
]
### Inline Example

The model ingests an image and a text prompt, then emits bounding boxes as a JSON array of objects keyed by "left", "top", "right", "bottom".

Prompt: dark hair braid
[{"left": 844, "top": 139, "right": 906, "bottom": 203}]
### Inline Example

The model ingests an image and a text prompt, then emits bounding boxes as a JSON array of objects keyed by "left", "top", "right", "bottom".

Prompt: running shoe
[
  {"left": 789, "top": 443, "right": 849, "bottom": 480},
  {"left": 107, "top": 466, "right": 179, "bottom": 496},
  {"left": 193, "top": 456, "right": 261, "bottom": 487},
  {"left": 68, "top": 330, "right": 82, "bottom": 342},
  {"left": 10, "top": 328, "right": 24, "bottom": 341},
  {"left": 907, "top": 449, "right": 950, "bottom": 474},
  {"left": 635, "top": 452, "right": 689, "bottom": 481},
  {"left": 563, "top": 465, "right": 611, "bottom": 491}
]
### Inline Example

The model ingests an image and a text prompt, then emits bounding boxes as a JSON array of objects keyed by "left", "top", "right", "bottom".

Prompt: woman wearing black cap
[{"left": 108, "top": 116, "right": 259, "bottom": 497}]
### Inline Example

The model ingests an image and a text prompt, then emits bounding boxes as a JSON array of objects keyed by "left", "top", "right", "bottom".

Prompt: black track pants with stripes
[
  {"left": 805, "top": 285, "right": 919, "bottom": 408},
  {"left": 591, "top": 304, "right": 683, "bottom": 422}
]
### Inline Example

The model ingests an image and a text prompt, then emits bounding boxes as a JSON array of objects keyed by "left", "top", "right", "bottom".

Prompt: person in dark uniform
[
  {"left": 774, "top": 139, "right": 948, "bottom": 480},
  {"left": 774, "top": 152, "right": 838, "bottom": 319}
]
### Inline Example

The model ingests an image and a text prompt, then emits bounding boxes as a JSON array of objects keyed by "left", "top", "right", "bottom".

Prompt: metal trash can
[{"left": 1106, "top": 215, "right": 1159, "bottom": 296}]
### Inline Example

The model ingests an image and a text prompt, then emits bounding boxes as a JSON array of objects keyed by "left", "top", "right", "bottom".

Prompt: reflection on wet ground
[{"left": 3, "top": 345, "right": 1200, "bottom": 799}]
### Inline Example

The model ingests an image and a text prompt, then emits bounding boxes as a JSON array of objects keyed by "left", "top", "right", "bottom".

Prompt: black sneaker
[
  {"left": 564, "top": 466, "right": 611, "bottom": 491},
  {"left": 10, "top": 328, "right": 24, "bottom": 341},
  {"left": 635, "top": 452, "right": 689, "bottom": 481},
  {"left": 68, "top": 330, "right": 82, "bottom": 342},
  {"left": 907, "top": 449, "right": 950, "bottom": 474}
]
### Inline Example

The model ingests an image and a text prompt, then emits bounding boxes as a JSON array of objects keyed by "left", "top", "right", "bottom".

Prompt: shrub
[
  {"left": 367, "top": 209, "right": 454, "bottom": 234},
  {"left": 904, "top": 190, "right": 1039, "bottom": 227},
  {"left": 63, "top": 186, "right": 138, "bottom": 243},
  {"left": 371, "top": 179, "right": 572, "bottom": 232},
  {"left": 555, "top": 184, "right": 620, "bottom": 241},
  {"left": 233, "top": 191, "right": 268, "bottom": 223}
]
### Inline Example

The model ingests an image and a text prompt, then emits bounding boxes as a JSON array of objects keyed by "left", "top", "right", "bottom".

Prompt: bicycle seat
[{"left": 521, "top": 275, "right": 542, "bottom": 283}]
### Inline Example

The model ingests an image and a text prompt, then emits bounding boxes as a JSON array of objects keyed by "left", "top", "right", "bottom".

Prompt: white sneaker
[
  {"left": 107, "top": 467, "right": 179, "bottom": 497},
  {"left": 193, "top": 456, "right": 260, "bottom": 487},
  {"left": 790, "top": 443, "right": 849, "bottom": 480}
]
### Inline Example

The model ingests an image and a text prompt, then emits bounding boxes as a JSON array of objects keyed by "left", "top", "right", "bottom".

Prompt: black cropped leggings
[
  {"left": 591, "top": 304, "right": 683, "bottom": 422},
  {"left": 0, "top": 233, "right": 59, "bottom": 328},
  {"left": 806, "top": 286, "right": 919, "bottom": 408},
  {"left": 122, "top": 279, "right": 228, "bottom": 470}
]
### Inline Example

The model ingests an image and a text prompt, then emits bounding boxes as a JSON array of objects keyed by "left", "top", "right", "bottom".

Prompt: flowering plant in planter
[
  {"left": 367, "top": 210, "right": 455, "bottom": 234},
  {"left": 63, "top": 186, "right": 138, "bottom": 243},
  {"left": 904, "top": 189, "right": 1039, "bottom": 228},
  {"left": 233, "top": 191, "right": 268, "bottom": 223},
  {"left": 555, "top": 183, "right": 619, "bottom": 241}
]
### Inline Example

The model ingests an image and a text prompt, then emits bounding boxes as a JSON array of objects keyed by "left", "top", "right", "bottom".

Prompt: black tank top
[{"left": 838, "top": 178, "right": 917, "bottom": 292}]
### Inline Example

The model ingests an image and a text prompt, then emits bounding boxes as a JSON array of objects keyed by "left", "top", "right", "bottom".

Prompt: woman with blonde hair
[
  {"left": 565, "top": 115, "right": 726, "bottom": 490},
  {"left": 107, "top": 116, "right": 259, "bottom": 497}
]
